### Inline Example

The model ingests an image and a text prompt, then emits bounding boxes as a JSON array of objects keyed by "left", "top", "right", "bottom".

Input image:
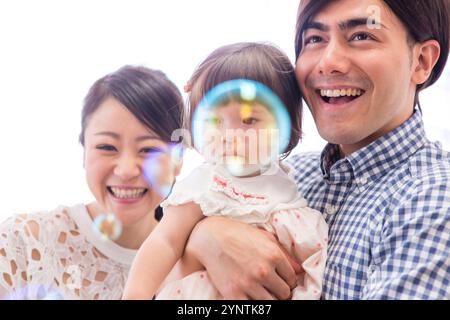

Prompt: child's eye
[
  {"left": 205, "top": 117, "right": 220, "bottom": 127},
  {"left": 141, "top": 147, "right": 164, "bottom": 154},
  {"left": 242, "top": 117, "right": 258, "bottom": 125},
  {"left": 96, "top": 144, "right": 117, "bottom": 152}
]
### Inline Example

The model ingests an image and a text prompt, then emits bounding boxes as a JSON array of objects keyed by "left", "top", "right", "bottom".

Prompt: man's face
[{"left": 296, "top": 0, "right": 418, "bottom": 155}]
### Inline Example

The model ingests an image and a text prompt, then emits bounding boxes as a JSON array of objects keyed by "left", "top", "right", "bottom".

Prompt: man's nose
[
  {"left": 317, "top": 39, "right": 351, "bottom": 76},
  {"left": 113, "top": 154, "right": 141, "bottom": 180}
]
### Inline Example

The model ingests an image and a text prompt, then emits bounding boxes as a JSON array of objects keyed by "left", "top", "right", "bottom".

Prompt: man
[{"left": 187, "top": 0, "right": 450, "bottom": 299}]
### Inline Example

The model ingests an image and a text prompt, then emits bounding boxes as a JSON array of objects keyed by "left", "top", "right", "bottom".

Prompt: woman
[{"left": 0, "top": 65, "right": 184, "bottom": 299}]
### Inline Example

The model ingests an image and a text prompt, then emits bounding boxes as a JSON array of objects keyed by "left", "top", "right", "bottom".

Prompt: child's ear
[{"left": 411, "top": 39, "right": 440, "bottom": 85}]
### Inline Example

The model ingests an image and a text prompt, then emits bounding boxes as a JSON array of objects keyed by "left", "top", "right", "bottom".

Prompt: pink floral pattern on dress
[{"left": 211, "top": 174, "right": 269, "bottom": 205}]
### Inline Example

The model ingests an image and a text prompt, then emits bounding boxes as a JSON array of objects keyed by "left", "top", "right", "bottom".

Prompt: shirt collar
[{"left": 320, "top": 109, "right": 428, "bottom": 186}]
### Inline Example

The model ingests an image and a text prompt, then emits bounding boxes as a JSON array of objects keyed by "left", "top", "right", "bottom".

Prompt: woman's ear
[
  {"left": 174, "top": 158, "right": 183, "bottom": 177},
  {"left": 411, "top": 39, "right": 441, "bottom": 85},
  {"left": 170, "top": 144, "right": 185, "bottom": 177},
  {"left": 82, "top": 148, "right": 86, "bottom": 169}
]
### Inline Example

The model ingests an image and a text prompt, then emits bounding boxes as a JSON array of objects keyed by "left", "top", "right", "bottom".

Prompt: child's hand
[{"left": 186, "top": 216, "right": 298, "bottom": 300}]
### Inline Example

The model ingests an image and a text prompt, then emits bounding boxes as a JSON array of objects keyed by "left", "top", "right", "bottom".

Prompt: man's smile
[{"left": 314, "top": 86, "right": 366, "bottom": 105}]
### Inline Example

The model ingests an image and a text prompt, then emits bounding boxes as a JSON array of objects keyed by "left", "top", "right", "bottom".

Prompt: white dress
[
  {"left": 157, "top": 162, "right": 328, "bottom": 300},
  {"left": 0, "top": 204, "right": 137, "bottom": 300}
]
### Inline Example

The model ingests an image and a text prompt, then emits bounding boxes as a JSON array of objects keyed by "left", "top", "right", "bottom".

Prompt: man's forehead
[{"left": 305, "top": 0, "right": 395, "bottom": 29}]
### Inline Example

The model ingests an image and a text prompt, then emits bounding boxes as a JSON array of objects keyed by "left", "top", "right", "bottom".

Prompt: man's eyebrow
[
  {"left": 94, "top": 131, "right": 161, "bottom": 142},
  {"left": 303, "top": 18, "right": 387, "bottom": 33},
  {"left": 338, "top": 17, "right": 387, "bottom": 31},
  {"left": 303, "top": 21, "right": 329, "bottom": 33}
]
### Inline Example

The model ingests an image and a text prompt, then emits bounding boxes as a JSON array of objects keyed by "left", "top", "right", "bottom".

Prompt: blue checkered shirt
[{"left": 288, "top": 110, "right": 450, "bottom": 299}]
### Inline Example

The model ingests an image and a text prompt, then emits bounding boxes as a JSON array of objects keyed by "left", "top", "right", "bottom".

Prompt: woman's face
[{"left": 83, "top": 97, "right": 177, "bottom": 227}]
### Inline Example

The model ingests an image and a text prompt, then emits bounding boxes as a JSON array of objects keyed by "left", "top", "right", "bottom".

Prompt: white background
[{"left": 0, "top": 0, "right": 449, "bottom": 220}]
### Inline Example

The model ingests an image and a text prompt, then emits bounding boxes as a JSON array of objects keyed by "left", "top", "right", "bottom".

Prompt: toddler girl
[{"left": 123, "top": 42, "right": 328, "bottom": 300}]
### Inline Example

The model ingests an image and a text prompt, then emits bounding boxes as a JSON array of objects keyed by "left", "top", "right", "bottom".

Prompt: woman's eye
[
  {"left": 141, "top": 147, "right": 164, "bottom": 154},
  {"left": 242, "top": 117, "right": 258, "bottom": 125},
  {"left": 96, "top": 144, "right": 117, "bottom": 151}
]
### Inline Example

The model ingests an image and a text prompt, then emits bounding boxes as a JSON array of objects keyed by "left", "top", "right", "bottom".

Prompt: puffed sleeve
[{"left": 160, "top": 163, "right": 231, "bottom": 217}]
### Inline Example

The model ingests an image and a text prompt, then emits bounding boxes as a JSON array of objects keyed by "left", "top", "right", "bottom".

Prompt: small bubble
[
  {"left": 3, "top": 285, "right": 63, "bottom": 300},
  {"left": 93, "top": 213, "right": 122, "bottom": 241},
  {"left": 142, "top": 146, "right": 181, "bottom": 198}
]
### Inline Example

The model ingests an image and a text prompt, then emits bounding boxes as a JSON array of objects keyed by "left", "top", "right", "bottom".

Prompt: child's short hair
[{"left": 185, "top": 42, "right": 302, "bottom": 157}]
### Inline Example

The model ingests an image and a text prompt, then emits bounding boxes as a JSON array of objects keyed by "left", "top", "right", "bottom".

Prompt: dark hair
[
  {"left": 294, "top": 0, "right": 450, "bottom": 107},
  {"left": 185, "top": 42, "right": 302, "bottom": 158},
  {"left": 79, "top": 65, "right": 183, "bottom": 146}
]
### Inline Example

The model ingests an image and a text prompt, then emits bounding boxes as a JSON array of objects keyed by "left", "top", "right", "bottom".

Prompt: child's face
[{"left": 201, "top": 100, "right": 278, "bottom": 175}]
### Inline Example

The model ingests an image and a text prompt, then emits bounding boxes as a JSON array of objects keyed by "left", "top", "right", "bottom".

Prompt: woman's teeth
[
  {"left": 109, "top": 187, "right": 147, "bottom": 199},
  {"left": 320, "top": 88, "right": 362, "bottom": 97}
]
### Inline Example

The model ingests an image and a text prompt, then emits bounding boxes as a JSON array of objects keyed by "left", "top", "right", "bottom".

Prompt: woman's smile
[{"left": 106, "top": 185, "right": 149, "bottom": 204}]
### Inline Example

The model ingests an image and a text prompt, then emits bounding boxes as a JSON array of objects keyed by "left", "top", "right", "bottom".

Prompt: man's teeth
[
  {"left": 320, "top": 88, "right": 362, "bottom": 98},
  {"left": 110, "top": 187, "right": 146, "bottom": 199}
]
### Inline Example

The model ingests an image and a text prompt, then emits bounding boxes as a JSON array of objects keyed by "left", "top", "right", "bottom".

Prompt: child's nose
[{"left": 222, "top": 133, "right": 241, "bottom": 147}]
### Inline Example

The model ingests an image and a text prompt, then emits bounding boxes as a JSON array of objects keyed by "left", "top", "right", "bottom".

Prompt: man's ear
[{"left": 411, "top": 39, "right": 441, "bottom": 85}]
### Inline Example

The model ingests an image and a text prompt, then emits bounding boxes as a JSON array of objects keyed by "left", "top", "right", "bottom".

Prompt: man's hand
[{"left": 185, "top": 216, "right": 303, "bottom": 300}]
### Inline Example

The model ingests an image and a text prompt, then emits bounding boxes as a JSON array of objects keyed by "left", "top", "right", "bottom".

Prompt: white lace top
[{"left": 0, "top": 204, "right": 137, "bottom": 300}]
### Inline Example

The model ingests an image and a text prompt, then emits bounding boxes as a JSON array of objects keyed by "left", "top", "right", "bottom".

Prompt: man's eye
[
  {"left": 242, "top": 117, "right": 258, "bottom": 125},
  {"left": 305, "top": 35, "right": 323, "bottom": 46},
  {"left": 96, "top": 144, "right": 116, "bottom": 151},
  {"left": 352, "top": 33, "right": 373, "bottom": 41}
]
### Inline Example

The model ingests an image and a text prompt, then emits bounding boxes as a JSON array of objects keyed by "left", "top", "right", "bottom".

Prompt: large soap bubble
[{"left": 192, "top": 79, "right": 291, "bottom": 177}]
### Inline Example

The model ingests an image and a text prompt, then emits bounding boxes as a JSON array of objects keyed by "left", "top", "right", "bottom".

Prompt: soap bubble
[
  {"left": 93, "top": 213, "right": 122, "bottom": 241},
  {"left": 192, "top": 79, "right": 291, "bottom": 176},
  {"left": 142, "top": 143, "right": 183, "bottom": 198}
]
